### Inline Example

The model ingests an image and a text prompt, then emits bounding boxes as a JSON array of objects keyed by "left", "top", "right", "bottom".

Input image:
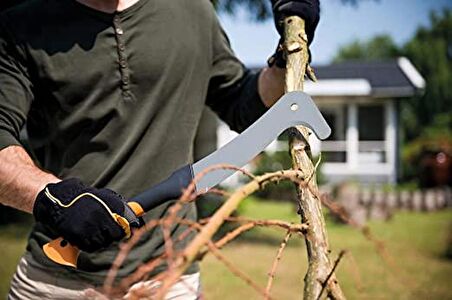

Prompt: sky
[{"left": 218, "top": 0, "right": 452, "bottom": 66}]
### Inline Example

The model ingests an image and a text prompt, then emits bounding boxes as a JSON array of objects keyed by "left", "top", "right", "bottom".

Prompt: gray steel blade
[{"left": 192, "top": 91, "right": 331, "bottom": 192}]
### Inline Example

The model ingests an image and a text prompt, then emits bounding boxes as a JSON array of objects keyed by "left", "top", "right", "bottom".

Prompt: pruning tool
[{"left": 43, "top": 91, "right": 331, "bottom": 268}]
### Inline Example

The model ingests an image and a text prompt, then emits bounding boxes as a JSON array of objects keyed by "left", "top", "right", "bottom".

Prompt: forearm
[
  {"left": 258, "top": 65, "right": 285, "bottom": 108},
  {"left": 207, "top": 65, "right": 285, "bottom": 132},
  {"left": 0, "top": 145, "right": 60, "bottom": 213}
]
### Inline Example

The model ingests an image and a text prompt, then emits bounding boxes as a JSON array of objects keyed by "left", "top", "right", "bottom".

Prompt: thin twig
[
  {"left": 111, "top": 216, "right": 308, "bottom": 296},
  {"left": 198, "top": 188, "right": 231, "bottom": 198},
  {"left": 206, "top": 241, "right": 273, "bottom": 300},
  {"left": 344, "top": 252, "right": 363, "bottom": 293},
  {"left": 104, "top": 218, "right": 203, "bottom": 295},
  {"left": 154, "top": 170, "right": 308, "bottom": 299},
  {"left": 317, "top": 250, "right": 347, "bottom": 300},
  {"left": 265, "top": 231, "right": 292, "bottom": 299},
  {"left": 160, "top": 164, "right": 258, "bottom": 272},
  {"left": 319, "top": 192, "right": 406, "bottom": 284},
  {"left": 198, "top": 219, "right": 307, "bottom": 260},
  {"left": 104, "top": 219, "right": 162, "bottom": 294}
]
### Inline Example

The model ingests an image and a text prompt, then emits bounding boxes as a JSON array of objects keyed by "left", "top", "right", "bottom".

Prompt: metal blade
[{"left": 193, "top": 91, "right": 330, "bottom": 192}]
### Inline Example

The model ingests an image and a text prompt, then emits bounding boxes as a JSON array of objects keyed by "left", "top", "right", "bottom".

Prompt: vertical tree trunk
[{"left": 284, "top": 16, "right": 346, "bottom": 300}]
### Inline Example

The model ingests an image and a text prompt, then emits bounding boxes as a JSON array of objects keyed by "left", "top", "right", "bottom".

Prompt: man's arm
[
  {"left": 258, "top": 66, "right": 286, "bottom": 108},
  {"left": 0, "top": 145, "right": 60, "bottom": 213},
  {"left": 0, "top": 14, "right": 139, "bottom": 254},
  {"left": 206, "top": 0, "right": 319, "bottom": 132},
  {"left": 0, "top": 15, "right": 53, "bottom": 213},
  {"left": 0, "top": 144, "right": 142, "bottom": 253},
  {"left": 205, "top": 49, "right": 285, "bottom": 132}
]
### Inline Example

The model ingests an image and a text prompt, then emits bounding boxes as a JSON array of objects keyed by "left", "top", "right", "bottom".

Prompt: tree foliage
[
  {"left": 333, "top": 35, "right": 400, "bottom": 62},
  {"left": 403, "top": 9, "right": 452, "bottom": 139},
  {"left": 333, "top": 9, "right": 452, "bottom": 142}
]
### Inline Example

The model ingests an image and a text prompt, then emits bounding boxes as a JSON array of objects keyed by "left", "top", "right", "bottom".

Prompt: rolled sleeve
[
  {"left": 0, "top": 15, "right": 33, "bottom": 150},
  {"left": 0, "top": 129, "right": 20, "bottom": 150}
]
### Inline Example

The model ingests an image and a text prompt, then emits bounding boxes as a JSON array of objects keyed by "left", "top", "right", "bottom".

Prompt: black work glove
[
  {"left": 269, "top": 0, "right": 320, "bottom": 68},
  {"left": 33, "top": 178, "right": 142, "bottom": 253}
]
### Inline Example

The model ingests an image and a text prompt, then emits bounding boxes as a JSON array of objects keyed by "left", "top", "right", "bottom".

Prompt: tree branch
[
  {"left": 284, "top": 16, "right": 346, "bottom": 300},
  {"left": 265, "top": 231, "right": 292, "bottom": 299},
  {"left": 153, "top": 170, "right": 309, "bottom": 299}
]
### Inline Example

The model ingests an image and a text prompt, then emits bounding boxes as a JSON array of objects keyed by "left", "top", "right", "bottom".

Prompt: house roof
[
  {"left": 307, "top": 57, "right": 425, "bottom": 97},
  {"left": 254, "top": 57, "right": 425, "bottom": 98}
]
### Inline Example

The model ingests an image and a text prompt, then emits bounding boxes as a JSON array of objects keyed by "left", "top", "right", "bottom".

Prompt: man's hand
[
  {"left": 33, "top": 179, "right": 142, "bottom": 253},
  {"left": 258, "top": 0, "right": 320, "bottom": 106},
  {"left": 269, "top": 0, "right": 320, "bottom": 68},
  {"left": 258, "top": 66, "right": 286, "bottom": 107},
  {"left": 271, "top": 0, "right": 320, "bottom": 44}
]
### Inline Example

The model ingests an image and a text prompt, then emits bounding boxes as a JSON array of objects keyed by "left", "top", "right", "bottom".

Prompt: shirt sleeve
[
  {"left": 0, "top": 16, "right": 33, "bottom": 151},
  {"left": 205, "top": 17, "right": 268, "bottom": 133}
]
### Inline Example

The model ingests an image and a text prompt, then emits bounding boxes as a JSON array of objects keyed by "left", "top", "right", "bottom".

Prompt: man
[{"left": 0, "top": 0, "right": 319, "bottom": 298}]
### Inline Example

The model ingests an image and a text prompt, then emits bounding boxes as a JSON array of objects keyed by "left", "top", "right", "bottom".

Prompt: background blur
[
  {"left": 201, "top": 0, "right": 452, "bottom": 298},
  {"left": 1, "top": 0, "right": 451, "bottom": 298},
  {"left": 213, "top": 0, "right": 451, "bottom": 188}
]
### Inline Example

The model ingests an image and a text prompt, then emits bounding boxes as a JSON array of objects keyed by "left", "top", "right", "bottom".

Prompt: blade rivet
[{"left": 291, "top": 103, "right": 299, "bottom": 111}]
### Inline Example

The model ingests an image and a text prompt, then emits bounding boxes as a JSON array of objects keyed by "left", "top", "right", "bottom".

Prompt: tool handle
[
  {"left": 42, "top": 203, "right": 145, "bottom": 268},
  {"left": 42, "top": 164, "right": 194, "bottom": 268},
  {"left": 43, "top": 238, "right": 80, "bottom": 268},
  {"left": 129, "top": 164, "right": 194, "bottom": 212}
]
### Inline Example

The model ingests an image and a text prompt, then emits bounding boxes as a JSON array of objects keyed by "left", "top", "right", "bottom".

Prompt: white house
[{"left": 216, "top": 57, "right": 425, "bottom": 185}]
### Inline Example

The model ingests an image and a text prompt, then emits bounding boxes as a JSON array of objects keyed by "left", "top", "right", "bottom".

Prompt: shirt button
[
  {"left": 122, "top": 92, "right": 132, "bottom": 101},
  {"left": 116, "top": 27, "right": 124, "bottom": 35}
]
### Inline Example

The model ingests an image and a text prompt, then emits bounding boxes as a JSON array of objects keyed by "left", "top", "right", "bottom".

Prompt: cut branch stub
[{"left": 284, "top": 16, "right": 346, "bottom": 300}]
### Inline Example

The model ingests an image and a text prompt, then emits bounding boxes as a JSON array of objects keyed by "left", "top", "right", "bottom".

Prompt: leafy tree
[
  {"left": 333, "top": 9, "right": 452, "bottom": 142},
  {"left": 403, "top": 9, "right": 452, "bottom": 140},
  {"left": 401, "top": 10, "right": 452, "bottom": 184},
  {"left": 333, "top": 35, "right": 400, "bottom": 62}
]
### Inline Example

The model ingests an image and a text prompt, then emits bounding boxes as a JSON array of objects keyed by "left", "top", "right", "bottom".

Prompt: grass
[
  {"left": 201, "top": 197, "right": 452, "bottom": 300},
  {"left": 0, "top": 217, "right": 32, "bottom": 297},
  {"left": 0, "top": 199, "right": 451, "bottom": 299}
]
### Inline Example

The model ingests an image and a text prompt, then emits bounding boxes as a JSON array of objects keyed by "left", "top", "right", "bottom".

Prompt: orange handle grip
[
  {"left": 43, "top": 238, "right": 79, "bottom": 268},
  {"left": 42, "top": 202, "right": 144, "bottom": 268}
]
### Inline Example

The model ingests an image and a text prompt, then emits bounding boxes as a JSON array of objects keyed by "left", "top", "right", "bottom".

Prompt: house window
[
  {"left": 357, "top": 104, "right": 386, "bottom": 163},
  {"left": 320, "top": 106, "right": 347, "bottom": 163},
  {"left": 358, "top": 105, "right": 384, "bottom": 140}
]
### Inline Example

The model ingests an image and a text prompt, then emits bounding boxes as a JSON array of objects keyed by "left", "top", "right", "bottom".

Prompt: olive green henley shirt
[{"left": 0, "top": 0, "right": 267, "bottom": 284}]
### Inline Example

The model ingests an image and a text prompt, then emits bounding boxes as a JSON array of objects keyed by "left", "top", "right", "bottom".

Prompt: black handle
[{"left": 130, "top": 164, "right": 194, "bottom": 212}]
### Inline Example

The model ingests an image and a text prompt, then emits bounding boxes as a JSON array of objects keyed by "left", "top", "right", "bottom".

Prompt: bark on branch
[{"left": 284, "top": 16, "right": 346, "bottom": 300}]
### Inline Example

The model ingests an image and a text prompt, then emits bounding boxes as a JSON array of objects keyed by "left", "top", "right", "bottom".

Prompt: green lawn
[
  {"left": 1, "top": 199, "right": 451, "bottom": 299},
  {"left": 0, "top": 219, "right": 31, "bottom": 297},
  {"left": 201, "top": 198, "right": 452, "bottom": 300}
]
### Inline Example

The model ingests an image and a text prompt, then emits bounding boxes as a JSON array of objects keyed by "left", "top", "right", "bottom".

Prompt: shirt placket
[{"left": 113, "top": 15, "right": 132, "bottom": 101}]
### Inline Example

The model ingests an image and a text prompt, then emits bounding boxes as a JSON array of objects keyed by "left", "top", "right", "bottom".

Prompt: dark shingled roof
[{"left": 312, "top": 59, "right": 421, "bottom": 97}]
